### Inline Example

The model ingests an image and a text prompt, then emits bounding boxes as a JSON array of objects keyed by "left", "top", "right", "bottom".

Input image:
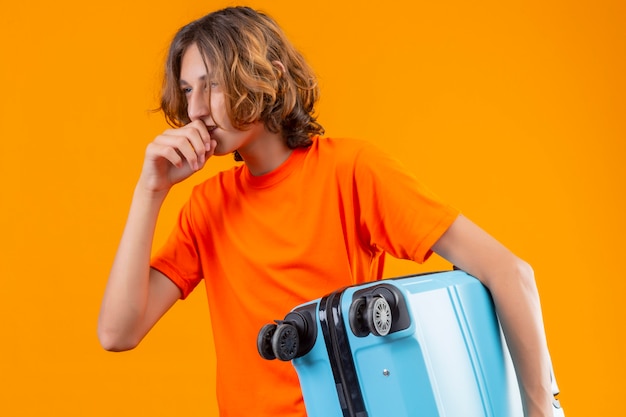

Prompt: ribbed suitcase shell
[{"left": 294, "top": 271, "right": 520, "bottom": 417}]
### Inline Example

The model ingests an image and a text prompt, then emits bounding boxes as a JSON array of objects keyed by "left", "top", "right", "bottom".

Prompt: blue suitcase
[{"left": 258, "top": 270, "right": 564, "bottom": 417}]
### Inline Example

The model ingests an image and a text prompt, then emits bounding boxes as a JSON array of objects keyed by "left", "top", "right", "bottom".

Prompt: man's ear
[{"left": 272, "top": 60, "right": 286, "bottom": 77}]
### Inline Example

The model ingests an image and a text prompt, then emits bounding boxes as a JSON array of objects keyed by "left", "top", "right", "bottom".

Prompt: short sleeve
[
  {"left": 352, "top": 143, "right": 460, "bottom": 263},
  {"left": 151, "top": 198, "right": 204, "bottom": 299}
]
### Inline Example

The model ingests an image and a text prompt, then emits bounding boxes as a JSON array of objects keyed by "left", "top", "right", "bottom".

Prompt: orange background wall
[{"left": 1, "top": 0, "right": 624, "bottom": 415}]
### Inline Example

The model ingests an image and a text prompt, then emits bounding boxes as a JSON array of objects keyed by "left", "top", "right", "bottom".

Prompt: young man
[{"left": 98, "top": 6, "right": 554, "bottom": 417}]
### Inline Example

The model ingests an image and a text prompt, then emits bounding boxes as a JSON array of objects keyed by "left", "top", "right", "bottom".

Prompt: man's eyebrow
[{"left": 179, "top": 75, "right": 207, "bottom": 86}]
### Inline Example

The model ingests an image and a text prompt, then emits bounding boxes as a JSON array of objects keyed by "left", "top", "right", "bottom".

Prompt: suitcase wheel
[
  {"left": 257, "top": 323, "right": 278, "bottom": 360},
  {"left": 366, "top": 296, "right": 392, "bottom": 336},
  {"left": 349, "top": 295, "right": 393, "bottom": 337},
  {"left": 272, "top": 322, "right": 300, "bottom": 361},
  {"left": 258, "top": 309, "right": 317, "bottom": 361},
  {"left": 348, "top": 297, "right": 370, "bottom": 337}
]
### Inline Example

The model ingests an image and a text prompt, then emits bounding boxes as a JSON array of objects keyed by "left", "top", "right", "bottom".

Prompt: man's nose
[{"left": 187, "top": 90, "right": 210, "bottom": 121}]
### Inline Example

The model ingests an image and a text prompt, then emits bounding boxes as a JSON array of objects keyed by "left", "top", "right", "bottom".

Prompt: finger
[
  {"left": 146, "top": 141, "right": 184, "bottom": 168},
  {"left": 205, "top": 139, "right": 218, "bottom": 157},
  {"left": 183, "top": 122, "right": 211, "bottom": 165},
  {"left": 154, "top": 134, "right": 201, "bottom": 171},
  {"left": 187, "top": 120, "right": 213, "bottom": 151}
]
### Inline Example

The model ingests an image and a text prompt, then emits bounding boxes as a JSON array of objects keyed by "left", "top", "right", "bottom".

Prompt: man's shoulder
[{"left": 313, "top": 136, "right": 379, "bottom": 162}]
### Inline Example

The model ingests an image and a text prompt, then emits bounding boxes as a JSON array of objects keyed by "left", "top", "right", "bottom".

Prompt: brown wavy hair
[{"left": 160, "top": 6, "right": 324, "bottom": 160}]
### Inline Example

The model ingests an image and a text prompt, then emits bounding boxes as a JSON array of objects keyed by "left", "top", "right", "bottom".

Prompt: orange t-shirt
[{"left": 151, "top": 137, "right": 459, "bottom": 416}]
